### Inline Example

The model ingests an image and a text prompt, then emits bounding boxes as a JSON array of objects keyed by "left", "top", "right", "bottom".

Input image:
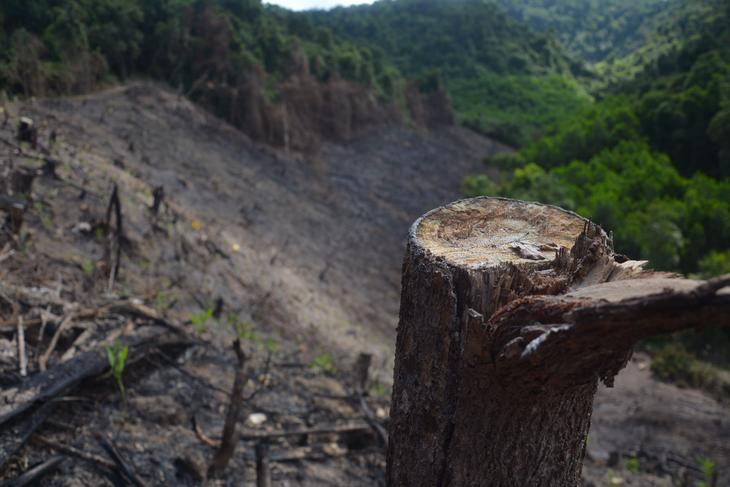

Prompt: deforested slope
[{"left": 10, "top": 82, "right": 511, "bottom": 358}]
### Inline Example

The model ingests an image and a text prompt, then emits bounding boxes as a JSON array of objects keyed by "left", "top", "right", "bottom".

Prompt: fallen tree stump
[{"left": 386, "top": 197, "right": 730, "bottom": 487}]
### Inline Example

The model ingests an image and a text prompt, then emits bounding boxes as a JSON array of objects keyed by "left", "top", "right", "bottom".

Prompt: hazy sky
[{"left": 265, "top": 0, "right": 376, "bottom": 11}]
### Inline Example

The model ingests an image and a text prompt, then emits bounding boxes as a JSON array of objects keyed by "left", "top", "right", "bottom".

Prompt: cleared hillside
[{"left": 5, "top": 82, "right": 510, "bottom": 367}]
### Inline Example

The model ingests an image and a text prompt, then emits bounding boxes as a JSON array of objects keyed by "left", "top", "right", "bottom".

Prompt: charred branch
[
  {"left": 93, "top": 430, "right": 150, "bottom": 487},
  {"left": 33, "top": 435, "right": 118, "bottom": 470},
  {"left": 0, "top": 454, "right": 64, "bottom": 487},
  {"left": 256, "top": 443, "right": 272, "bottom": 487},
  {"left": 209, "top": 339, "right": 248, "bottom": 471}
]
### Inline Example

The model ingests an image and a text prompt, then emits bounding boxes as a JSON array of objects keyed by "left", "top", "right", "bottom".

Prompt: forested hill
[
  {"left": 457, "top": 0, "right": 730, "bottom": 366},
  {"left": 1, "top": 0, "right": 599, "bottom": 149},
  {"left": 490, "top": 0, "right": 671, "bottom": 63},
  {"left": 305, "top": 0, "right": 596, "bottom": 146},
  {"left": 486, "top": 0, "right": 727, "bottom": 96},
  {"left": 2, "top": 0, "right": 728, "bottom": 171},
  {"left": 465, "top": 0, "right": 730, "bottom": 278},
  {"left": 306, "top": 0, "right": 585, "bottom": 82},
  {"left": 0, "top": 0, "right": 460, "bottom": 149}
]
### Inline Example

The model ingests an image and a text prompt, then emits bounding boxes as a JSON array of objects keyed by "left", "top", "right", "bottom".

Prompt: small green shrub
[
  {"left": 309, "top": 350, "right": 338, "bottom": 375},
  {"left": 606, "top": 469, "right": 622, "bottom": 486},
  {"left": 651, "top": 343, "right": 730, "bottom": 401},
  {"left": 232, "top": 313, "right": 262, "bottom": 348},
  {"left": 230, "top": 314, "right": 278, "bottom": 355},
  {"left": 17, "top": 228, "right": 32, "bottom": 254},
  {"left": 35, "top": 202, "right": 53, "bottom": 231},
  {"left": 265, "top": 337, "right": 278, "bottom": 355},
  {"left": 624, "top": 457, "right": 640, "bottom": 475},
  {"left": 189, "top": 307, "right": 214, "bottom": 335},
  {"left": 696, "top": 454, "right": 715, "bottom": 487},
  {"left": 81, "top": 259, "right": 94, "bottom": 276},
  {"left": 153, "top": 294, "right": 168, "bottom": 311},
  {"left": 105, "top": 340, "right": 129, "bottom": 420}
]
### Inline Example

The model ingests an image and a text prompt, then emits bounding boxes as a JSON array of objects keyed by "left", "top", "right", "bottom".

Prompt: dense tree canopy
[
  {"left": 466, "top": 0, "right": 730, "bottom": 277},
  {"left": 467, "top": 85, "right": 730, "bottom": 276},
  {"left": 306, "top": 0, "right": 583, "bottom": 82},
  {"left": 588, "top": 0, "right": 727, "bottom": 95},
  {"left": 0, "top": 0, "right": 397, "bottom": 102},
  {"left": 490, "top": 0, "right": 673, "bottom": 63},
  {"left": 304, "top": 0, "right": 593, "bottom": 145}
]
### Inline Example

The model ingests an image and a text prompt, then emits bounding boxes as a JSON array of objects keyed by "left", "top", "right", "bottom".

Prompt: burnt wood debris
[
  {"left": 1, "top": 116, "right": 391, "bottom": 485},
  {"left": 386, "top": 197, "right": 730, "bottom": 487},
  {"left": 1, "top": 107, "right": 727, "bottom": 484}
]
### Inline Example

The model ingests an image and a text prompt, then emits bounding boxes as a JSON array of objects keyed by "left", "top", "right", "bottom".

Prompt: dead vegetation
[{"left": 0, "top": 101, "right": 394, "bottom": 486}]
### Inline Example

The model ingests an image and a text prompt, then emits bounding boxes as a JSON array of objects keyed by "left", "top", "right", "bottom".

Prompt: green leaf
[
  {"left": 105, "top": 344, "right": 115, "bottom": 368},
  {"left": 118, "top": 345, "right": 128, "bottom": 374},
  {"left": 266, "top": 337, "right": 277, "bottom": 355}
]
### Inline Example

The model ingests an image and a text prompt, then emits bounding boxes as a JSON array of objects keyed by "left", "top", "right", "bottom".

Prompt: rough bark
[{"left": 386, "top": 197, "right": 730, "bottom": 487}]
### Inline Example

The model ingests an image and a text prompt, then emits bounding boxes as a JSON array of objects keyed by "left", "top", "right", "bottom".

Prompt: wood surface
[{"left": 386, "top": 197, "right": 730, "bottom": 487}]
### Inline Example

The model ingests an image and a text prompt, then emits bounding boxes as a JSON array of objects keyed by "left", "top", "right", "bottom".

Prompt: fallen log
[
  {"left": 0, "top": 327, "right": 189, "bottom": 468},
  {"left": 0, "top": 326, "right": 168, "bottom": 426},
  {"left": 0, "top": 401, "right": 60, "bottom": 471},
  {"left": 386, "top": 197, "right": 730, "bottom": 487},
  {"left": 0, "top": 454, "right": 65, "bottom": 487}
]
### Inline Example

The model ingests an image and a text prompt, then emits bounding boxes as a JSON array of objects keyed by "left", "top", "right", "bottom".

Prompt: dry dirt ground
[
  {"left": 585, "top": 353, "right": 729, "bottom": 487},
  {"left": 0, "top": 83, "right": 728, "bottom": 486}
]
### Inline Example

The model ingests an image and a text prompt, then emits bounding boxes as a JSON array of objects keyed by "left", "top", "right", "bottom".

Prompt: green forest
[
  {"left": 307, "top": 0, "right": 595, "bottom": 145},
  {"left": 306, "top": 0, "right": 730, "bottom": 273},
  {"left": 461, "top": 0, "right": 730, "bottom": 369},
  {"left": 0, "top": 0, "right": 407, "bottom": 138},
  {"left": 491, "top": 0, "right": 676, "bottom": 63},
  {"left": 464, "top": 0, "right": 730, "bottom": 278}
]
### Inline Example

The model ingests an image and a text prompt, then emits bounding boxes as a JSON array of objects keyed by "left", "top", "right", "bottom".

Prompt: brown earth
[
  {"left": 585, "top": 352, "right": 729, "bottom": 486},
  {"left": 0, "top": 83, "right": 728, "bottom": 486}
]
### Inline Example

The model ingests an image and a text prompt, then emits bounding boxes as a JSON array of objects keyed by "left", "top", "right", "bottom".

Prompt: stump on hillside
[{"left": 386, "top": 197, "right": 730, "bottom": 487}]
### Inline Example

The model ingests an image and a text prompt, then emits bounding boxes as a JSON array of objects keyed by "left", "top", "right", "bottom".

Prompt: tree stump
[{"left": 386, "top": 197, "right": 730, "bottom": 487}]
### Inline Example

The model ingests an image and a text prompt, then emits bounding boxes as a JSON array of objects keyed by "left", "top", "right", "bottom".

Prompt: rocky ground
[
  {"left": 584, "top": 352, "right": 729, "bottom": 486},
  {"left": 0, "top": 84, "right": 727, "bottom": 486}
]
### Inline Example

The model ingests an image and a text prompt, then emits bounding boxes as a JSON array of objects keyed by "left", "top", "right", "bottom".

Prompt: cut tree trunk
[{"left": 386, "top": 197, "right": 730, "bottom": 487}]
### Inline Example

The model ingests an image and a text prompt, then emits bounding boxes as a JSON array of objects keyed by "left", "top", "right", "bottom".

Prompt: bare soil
[
  {"left": 0, "top": 83, "right": 727, "bottom": 486},
  {"left": 584, "top": 353, "right": 730, "bottom": 487}
]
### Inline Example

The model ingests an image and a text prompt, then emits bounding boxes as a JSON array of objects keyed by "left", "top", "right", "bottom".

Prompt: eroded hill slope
[{"left": 10, "top": 82, "right": 510, "bottom": 367}]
